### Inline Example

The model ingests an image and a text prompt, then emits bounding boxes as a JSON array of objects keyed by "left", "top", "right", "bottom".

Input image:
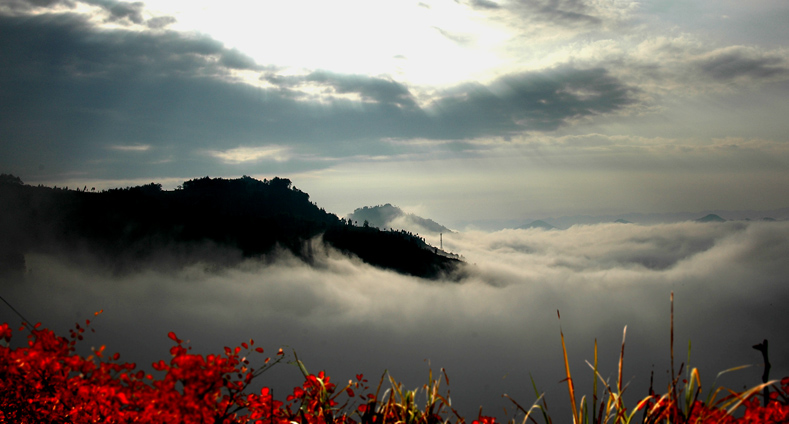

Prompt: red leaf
[{"left": 117, "top": 392, "right": 129, "bottom": 404}]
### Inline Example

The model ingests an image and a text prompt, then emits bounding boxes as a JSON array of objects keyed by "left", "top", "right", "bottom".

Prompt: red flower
[{"left": 473, "top": 415, "right": 496, "bottom": 424}]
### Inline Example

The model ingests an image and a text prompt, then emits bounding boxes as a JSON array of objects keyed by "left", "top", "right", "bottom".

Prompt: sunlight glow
[
  {"left": 109, "top": 144, "right": 152, "bottom": 152},
  {"left": 144, "top": 0, "right": 515, "bottom": 87},
  {"left": 208, "top": 146, "right": 291, "bottom": 164}
]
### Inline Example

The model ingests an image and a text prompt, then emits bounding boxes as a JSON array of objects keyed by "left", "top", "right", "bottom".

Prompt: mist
[{"left": 2, "top": 220, "right": 787, "bottom": 420}]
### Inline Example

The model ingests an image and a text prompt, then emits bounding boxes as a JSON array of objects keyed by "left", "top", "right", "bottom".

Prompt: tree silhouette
[{"left": 0, "top": 175, "right": 462, "bottom": 279}]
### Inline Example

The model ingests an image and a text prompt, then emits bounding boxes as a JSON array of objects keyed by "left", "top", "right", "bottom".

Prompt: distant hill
[
  {"left": 348, "top": 204, "right": 452, "bottom": 234},
  {"left": 453, "top": 206, "right": 789, "bottom": 230},
  {"left": 0, "top": 175, "right": 462, "bottom": 279},
  {"left": 695, "top": 214, "right": 726, "bottom": 222},
  {"left": 519, "top": 220, "right": 558, "bottom": 230},
  {"left": 614, "top": 219, "right": 632, "bottom": 224}
]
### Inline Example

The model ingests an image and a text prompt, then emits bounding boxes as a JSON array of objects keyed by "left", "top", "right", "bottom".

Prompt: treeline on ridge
[{"left": 0, "top": 175, "right": 461, "bottom": 279}]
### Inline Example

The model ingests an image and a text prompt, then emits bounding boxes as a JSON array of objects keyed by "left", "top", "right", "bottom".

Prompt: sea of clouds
[{"left": 2, "top": 220, "right": 787, "bottom": 420}]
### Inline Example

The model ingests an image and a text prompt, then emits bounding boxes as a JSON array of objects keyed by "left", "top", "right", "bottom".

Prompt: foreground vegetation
[{"left": 1, "top": 293, "right": 787, "bottom": 423}]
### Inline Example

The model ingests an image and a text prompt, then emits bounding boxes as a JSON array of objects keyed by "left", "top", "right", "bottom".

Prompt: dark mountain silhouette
[
  {"left": 348, "top": 203, "right": 453, "bottom": 234},
  {"left": 0, "top": 175, "right": 462, "bottom": 279},
  {"left": 695, "top": 214, "right": 726, "bottom": 222},
  {"left": 614, "top": 219, "right": 632, "bottom": 224}
]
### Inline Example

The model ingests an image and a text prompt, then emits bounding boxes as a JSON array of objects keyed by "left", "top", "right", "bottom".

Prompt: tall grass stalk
[{"left": 558, "top": 310, "right": 579, "bottom": 424}]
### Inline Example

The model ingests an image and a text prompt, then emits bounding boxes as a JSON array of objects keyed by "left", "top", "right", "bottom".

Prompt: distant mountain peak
[
  {"left": 348, "top": 204, "right": 452, "bottom": 234},
  {"left": 695, "top": 214, "right": 726, "bottom": 222},
  {"left": 519, "top": 220, "right": 557, "bottom": 230}
]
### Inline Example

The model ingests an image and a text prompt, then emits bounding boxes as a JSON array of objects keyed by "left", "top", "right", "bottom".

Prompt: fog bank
[{"left": 2, "top": 220, "right": 787, "bottom": 420}]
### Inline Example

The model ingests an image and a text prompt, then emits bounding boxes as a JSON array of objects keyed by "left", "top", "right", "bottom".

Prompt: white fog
[{"left": 2, "top": 220, "right": 787, "bottom": 420}]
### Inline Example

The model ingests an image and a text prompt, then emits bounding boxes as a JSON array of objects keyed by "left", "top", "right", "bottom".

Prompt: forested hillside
[{"left": 0, "top": 175, "right": 462, "bottom": 279}]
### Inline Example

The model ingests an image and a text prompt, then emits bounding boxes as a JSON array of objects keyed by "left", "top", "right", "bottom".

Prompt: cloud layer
[
  {"left": 0, "top": 10, "right": 639, "bottom": 180},
  {"left": 3, "top": 220, "right": 787, "bottom": 419}
]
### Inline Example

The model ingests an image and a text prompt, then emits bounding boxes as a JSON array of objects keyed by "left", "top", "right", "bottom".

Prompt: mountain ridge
[{"left": 0, "top": 175, "right": 463, "bottom": 279}]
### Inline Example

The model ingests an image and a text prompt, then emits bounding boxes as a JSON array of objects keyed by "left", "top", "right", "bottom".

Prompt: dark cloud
[
  {"left": 0, "top": 0, "right": 75, "bottom": 12},
  {"left": 0, "top": 10, "right": 636, "bottom": 181},
  {"left": 96, "top": 0, "right": 145, "bottom": 24},
  {"left": 698, "top": 49, "right": 789, "bottom": 81},
  {"left": 0, "top": 13, "right": 262, "bottom": 78},
  {"left": 503, "top": 0, "right": 602, "bottom": 27},
  {"left": 470, "top": 0, "right": 501, "bottom": 10},
  {"left": 268, "top": 71, "right": 419, "bottom": 110},
  {"left": 219, "top": 47, "right": 262, "bottom": 71},
  {"left": 429, "top": 66, "right": 636, "bottom": 136},
  {"left": 89, "top": 0, "right": 176, "bottom": 28},
  {"left": 1, "top": 0, "right": 174, "bottom": 28},
  {"left": 29, "top": 0, "right": 73, "bottom": 6},
  {"left": 145, "top": 15, "right": 175, "bottom": 29},
  {"left": 0, "top": 12, "right": 282, "bottom": 178}
]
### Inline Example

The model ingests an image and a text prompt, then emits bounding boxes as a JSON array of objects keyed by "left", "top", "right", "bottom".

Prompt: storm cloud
[{"left": 3, "top": 220, "right": 787, "bottom": 420}]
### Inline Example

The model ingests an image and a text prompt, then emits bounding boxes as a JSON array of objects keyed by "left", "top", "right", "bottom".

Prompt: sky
[
  {"left": 1, "top": 0, "right": 788, "bottom": 225},
  {"left": 3, "top": 220, "right": 788, "bottom": 420}
]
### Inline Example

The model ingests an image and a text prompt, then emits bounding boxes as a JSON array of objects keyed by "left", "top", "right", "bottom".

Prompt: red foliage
[
  {"left": 0, "top": 320, "right": 305, "bottom": 423},
  {"left": 628, "top": 376, "right": 789, "bottom": 424},
  {"left": 1, "top": 319, "right": 788, "bottom": 424}
]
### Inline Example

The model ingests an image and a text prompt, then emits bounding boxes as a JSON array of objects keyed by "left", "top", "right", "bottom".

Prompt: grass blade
[
  {"left": 670, "top": 291, "right": 677, "bottom": 405},
  {"left": 725, "top": 380, "right": 778, "bottom": 415},
  {"left": 530, "top": 374, "right": 553, "bottom": 424},
  {"left": 558, "top": 310, "right": 579, "bottom": 424},
  {"left": 592, "top": 339, "right": 598, "bottom": 424}
]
